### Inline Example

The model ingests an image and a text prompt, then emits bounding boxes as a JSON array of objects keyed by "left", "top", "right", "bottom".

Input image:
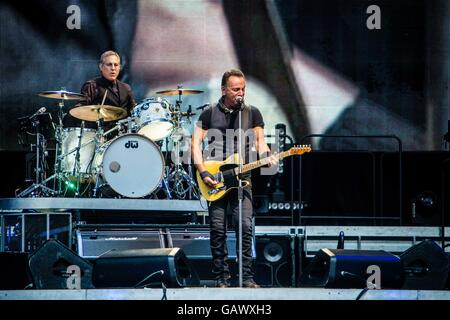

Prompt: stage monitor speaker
[
  {"left": 29, "top": 239, "right": 94, "bottom": 289},
  {"left": 298, "top": 249, "right": 404, "bottom": 289},
  {"left": 167, "top": 229, "right": 237, "bottom": 281},
  {"left": 0, "top": 252, "right": 34, "bottom": 289},
  {"left": 254, "top": 235, "right": 295, "bottom": 287},
  {"left": 400, "top": 240, "right": 450, "bottom": 290},
  {"left": 92, "top": 248, "right": 200, "bottom": 288}
]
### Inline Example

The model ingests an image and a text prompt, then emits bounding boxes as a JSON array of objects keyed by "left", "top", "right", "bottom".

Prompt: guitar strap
[{"left": 210, "top": 103, "right": 251, "bottom": 131}]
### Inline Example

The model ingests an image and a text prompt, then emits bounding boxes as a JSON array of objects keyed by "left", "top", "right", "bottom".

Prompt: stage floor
[{"left": 2, "top": 288, "right": 450, "bottom": 300}]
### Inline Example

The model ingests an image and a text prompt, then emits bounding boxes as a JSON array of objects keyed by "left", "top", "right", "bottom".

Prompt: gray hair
[{"left": 99, "top": 50, "right": 121, "bottom": 65}]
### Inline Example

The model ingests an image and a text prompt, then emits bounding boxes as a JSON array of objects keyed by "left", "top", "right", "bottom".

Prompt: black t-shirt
[{"left": 196, "top": 103, "right": 265, "bottom": 164}]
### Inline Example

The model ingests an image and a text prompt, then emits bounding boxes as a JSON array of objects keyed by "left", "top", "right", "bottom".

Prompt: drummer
[{"left": 64, "top": 50, "right": 136, "bottom": 135}]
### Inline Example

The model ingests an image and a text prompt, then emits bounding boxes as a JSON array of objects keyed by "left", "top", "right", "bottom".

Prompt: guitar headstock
[{"left": 288, "top": 144, "right": 312, "bottom": 155}]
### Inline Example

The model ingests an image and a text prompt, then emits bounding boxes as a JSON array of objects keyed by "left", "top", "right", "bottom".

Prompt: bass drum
[{"left": 93, "top": 133, "right": 164, "bottom": 198}]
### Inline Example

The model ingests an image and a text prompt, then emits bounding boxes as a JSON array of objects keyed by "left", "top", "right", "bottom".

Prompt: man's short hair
[
  {"left": 221, "top": 69, "right": 245, "bottom": 87},
  {"left": 99, "top": 50, "right": 121, "bottom": 65}
]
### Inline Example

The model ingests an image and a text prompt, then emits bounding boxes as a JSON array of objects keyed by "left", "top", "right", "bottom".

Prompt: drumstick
[
  {"left": 95, "top": 90, "right": 108, "bottom": 120},
  {"left": 100, "top": 90, "right": 107, "bottom": 106}
]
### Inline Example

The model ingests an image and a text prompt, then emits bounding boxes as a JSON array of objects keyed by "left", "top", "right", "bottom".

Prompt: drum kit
[{"left": 17, "top": 86, "right": 203, "bottom": 199}]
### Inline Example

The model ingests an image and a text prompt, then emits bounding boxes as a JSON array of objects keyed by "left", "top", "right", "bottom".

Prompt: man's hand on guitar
[
  {"left": 200, "top": 171, "right": 218, "bottom": 188},
  {"left": 259, "top": 152, "right": 278, "bottom": 167},
  {"left": 267, "top": 154, "right": 278, "bottom": 167}
]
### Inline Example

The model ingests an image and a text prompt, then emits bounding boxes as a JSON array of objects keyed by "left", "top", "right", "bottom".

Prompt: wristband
[{"left": 200, "top": 171, "right": 214, "bottom": 180}]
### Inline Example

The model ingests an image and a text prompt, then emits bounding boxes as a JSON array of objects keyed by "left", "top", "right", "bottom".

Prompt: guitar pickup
[
  {"left": 208, "top": 185, "right": 226, "bottom": 195},
  {"left": 214, "top": 173, "right": 223, "bottom": 183}
]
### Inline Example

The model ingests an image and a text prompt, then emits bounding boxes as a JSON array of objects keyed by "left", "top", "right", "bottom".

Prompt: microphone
[
  {"left": 196, "top": 103, "right": 210, "bottom": 110},
  {"left": 29, "top": 107, "right": 46, "bottom": 118},
  {"left": 236, "top": 96, "right": 244, "bottom": 110}
]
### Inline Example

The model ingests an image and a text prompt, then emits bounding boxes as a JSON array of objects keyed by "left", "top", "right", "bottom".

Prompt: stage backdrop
[{"left": 0, "top": 0, "right": 448, "bottom": 152}]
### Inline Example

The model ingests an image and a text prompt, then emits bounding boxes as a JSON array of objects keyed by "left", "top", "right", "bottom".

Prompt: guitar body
[{"left": 196, "top": 155, "right": 249, "bottom": 202}]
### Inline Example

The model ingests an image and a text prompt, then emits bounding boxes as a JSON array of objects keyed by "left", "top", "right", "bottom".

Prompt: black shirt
[
  {"left": 196, "top": 100, "right": 265, "bottom": 164},
  {"left": 63, "top": 76, "right": 136, "bottom": 131}
]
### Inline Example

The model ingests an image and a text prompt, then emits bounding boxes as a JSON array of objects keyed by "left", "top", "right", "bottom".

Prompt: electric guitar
[{"left": 196, "top": 145, "right": 311, "bottom": 202}]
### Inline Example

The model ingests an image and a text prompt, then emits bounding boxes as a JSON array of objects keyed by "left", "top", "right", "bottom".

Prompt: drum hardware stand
[
  {"left": 166, "top": 149, "right": 199, "bottom": 199},
  {"left": 53, "top": 87, "right": 71, "bottom": 195},
  {"left": 27, "top": 88, "right": 90, "bottom": 197},
  {"left": 71, "top": 121, "right": 85, "bottom": 197},
  {"left": 52, "top": 89, "right": 77, "bottom": 196},
  {"left": 17, "top": 111, "right": 58, "bottom": 198},
  {"left": 166, "top": 91, "right": 200, "bottom": 199},
  {"left": 91, "top": 116, "right": 106, "bottom": 198},
  {"left": 152, "top": 171, "right": 172, "bottom": 199},
  {"left": 153, "top": 85, "right": 203, "bottom": 199}
]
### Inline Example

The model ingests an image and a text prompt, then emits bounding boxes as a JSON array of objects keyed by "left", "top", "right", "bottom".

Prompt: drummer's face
[{"left": 100, "top": 55, "right": 121, "bottom": 82}]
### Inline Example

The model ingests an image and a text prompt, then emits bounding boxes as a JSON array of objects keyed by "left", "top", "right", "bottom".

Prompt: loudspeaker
[
  {"left": 92, "top": 248, "right": 200, "bottom": 288},
  {"left": 0, "top": 252, "right": 34, "bottom": 289},
  {"left": 167, "top": 229, "right": 237, "bottom": 281},
  {"left": 298, "top": 249, "right": 404, "bottom": 289},
  {"left": 76, "top": 229, "right": 165, "bottom": 259},
  {"left": 382, "top": 152, "right": 450, "bottom": 226},
  {"left": 254, "top": 235, "right": 295, "bottom": 287},
  {"left": 300, "top": 152, "right": 376, "bottom": 225},
  {"left": 29, "top": 239, "right": 94, "bottom": 289},
  {"left": 400, "top": 240, "right": 450, "bottom": 290}
]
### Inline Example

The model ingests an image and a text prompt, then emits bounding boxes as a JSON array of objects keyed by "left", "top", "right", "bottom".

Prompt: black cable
[
  {"left": 161, "top": 282, "right": 168, "bottom": 300},
  {"left": 24, "top": 283, "right": 34, "bottom": 290},
  {"left": 134, "top": 270, "right": 164, "bottom": 288},
  {"left": 356, "top": 287, "right": 370, "bottom": 300}
]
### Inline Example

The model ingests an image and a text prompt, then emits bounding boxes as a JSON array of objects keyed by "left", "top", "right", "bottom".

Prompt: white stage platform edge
[{"left": 1, "top": 288, "right": 450, "bottom": 300}]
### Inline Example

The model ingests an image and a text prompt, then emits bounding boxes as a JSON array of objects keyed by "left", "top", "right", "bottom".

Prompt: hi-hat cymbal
[
  {"left": 69, "top": 105, "right": 127, "bottom": 122},
  {"left": 156, "top": 89, "right": 204, "bottom": 95},
  {"left": 38, "top": 90, "right": 87, "bottom": 100}
]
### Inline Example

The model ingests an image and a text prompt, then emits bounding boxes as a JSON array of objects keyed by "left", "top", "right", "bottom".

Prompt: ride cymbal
[
  {"left": 156, "top": 89, "right": 204, "bottom": 95},
  {"left": 38, "top": 90, "right": 87, "bottom": 100},
  {"left": 69, "top": 105, "right": 127, "bottom": 122}
]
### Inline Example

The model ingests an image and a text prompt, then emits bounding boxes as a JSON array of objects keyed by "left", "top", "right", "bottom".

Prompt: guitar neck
[{"left": 236, "top": 150, "right": 291, "bottom": 174}]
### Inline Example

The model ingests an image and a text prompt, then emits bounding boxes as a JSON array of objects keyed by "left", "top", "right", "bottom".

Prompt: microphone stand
[{"left": 237, "top": 101, "right": 244, "bottom": 288}]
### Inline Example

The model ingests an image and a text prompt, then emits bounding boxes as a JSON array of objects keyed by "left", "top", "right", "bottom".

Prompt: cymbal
[
  {"left": 69, "top": 105, "right": 127, "bottom": 122},
  {"left": 156, "top": 89, "right": 204, "bottom": 95},
  {"left": 38, "top": 90, "right": 87, "bottom": 100}
]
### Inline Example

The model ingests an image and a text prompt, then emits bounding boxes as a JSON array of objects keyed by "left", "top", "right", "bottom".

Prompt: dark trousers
[{"left": 208, "top": 188, "right": 254, "bottom": 282}]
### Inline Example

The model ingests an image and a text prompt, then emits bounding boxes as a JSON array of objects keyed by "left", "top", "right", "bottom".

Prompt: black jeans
[{"left": 209, "top": 188, "right": 254, "bottom": 282}]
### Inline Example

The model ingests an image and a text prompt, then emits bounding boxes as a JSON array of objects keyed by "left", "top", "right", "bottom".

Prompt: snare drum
[
  {"left": 132, "top": 97, "right": 173, "bottom": 141},
  {"left": 60, "top": 127, "right": 96, "bottom": 178},
  {"left": 92, "top": 133, "right": 164, "bottom": 198}
]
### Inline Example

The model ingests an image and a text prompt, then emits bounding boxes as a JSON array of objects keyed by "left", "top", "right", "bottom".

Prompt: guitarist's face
[{"left": 222, "top": 76, "right": 246, "bottom": 108}]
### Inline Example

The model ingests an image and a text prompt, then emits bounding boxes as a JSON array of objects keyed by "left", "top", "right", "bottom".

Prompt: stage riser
[{"left": 2, "top": 150, "right": 449, "bottom": 227}]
